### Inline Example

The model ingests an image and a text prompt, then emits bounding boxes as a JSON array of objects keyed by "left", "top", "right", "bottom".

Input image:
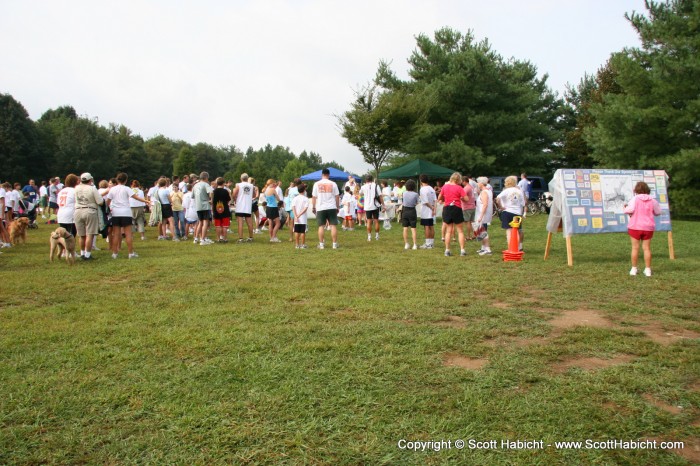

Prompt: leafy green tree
[
  {"left": 0, "top": 94, "right": 40, "bottom": 182},
  {"left": 337, "top": 84, "right": 414, "bottom": 176},
  {"left": 144, "top": 135, "right": 182, "bottom": 178},
  {"left": 280, "top": 158, "right": 310, "bottom": 186},
  {"left": 369, "top": 28, "right": 564, "bottom": 176},
  {"left": 36, "top": 106, "right": 117, "bottom": 180},
  {"left": 585, "top": 0, "right": 700, "bottom": 214},
  {"left": 110, "top": 124, "right": 159, "bottom": 183},
  {"left": 173, "top": 147, "right": 196, "bottom": 177}
]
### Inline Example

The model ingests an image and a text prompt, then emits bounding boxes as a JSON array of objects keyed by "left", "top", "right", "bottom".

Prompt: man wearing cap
[{"left": 74, "top": 173, "right": 104, "bottom": 260}]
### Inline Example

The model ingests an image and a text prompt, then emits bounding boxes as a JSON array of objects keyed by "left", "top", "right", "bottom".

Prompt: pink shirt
[
  {"left": 624, "top": 194, "right": 661, "bottom": 231},
  {"left": 441, "top": 183, "right": 466, "bottom": 208},
  {"left": 461, "top": 183, "right": 475, "bottom": 210}
]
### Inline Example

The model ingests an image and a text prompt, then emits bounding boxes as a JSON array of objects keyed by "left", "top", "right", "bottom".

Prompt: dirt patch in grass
[
  {"left": 443, "top": 353, "right": 488, "bottom": 370},
  {"left": 492, "top": 300, "right": 510, "bottom": 309},
  {"left": 632, "top": 320, "right": 700, "bottom": 346},
  {"left": 435, "top": 316, "right": 468, "bottom": 328},
  {"left": 552, "top": 354, "right": 635, "bottom": 373},
  {"left": 642, "top": 394, "right": 683, "bottom": 415},
  {"left": 548, "top": 309, "right": 615, "bottom": 332}
]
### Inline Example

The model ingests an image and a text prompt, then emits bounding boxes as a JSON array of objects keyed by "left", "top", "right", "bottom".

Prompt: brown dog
[
  {"left": 9, "top": 217, "right": 30, "bottom": 245},
  {"left": 49, "top": 227, "right": 76, "bottom": 265}
]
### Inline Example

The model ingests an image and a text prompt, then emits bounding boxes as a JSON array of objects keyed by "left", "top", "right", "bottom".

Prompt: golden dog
[
  {"left": 9, "top": 217, "right": 30, "bottom": 245},
  {"left": 49, "top": 227, "right": 76, "bottom": 265}
]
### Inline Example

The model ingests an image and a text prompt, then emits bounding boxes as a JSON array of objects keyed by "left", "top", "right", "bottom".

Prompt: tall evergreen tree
[
  {"left": 0, "top": 94, "right": 40, "bottom": 182},
  {"left": 586, "top": 0, "right": 700, "bottom": 214}
]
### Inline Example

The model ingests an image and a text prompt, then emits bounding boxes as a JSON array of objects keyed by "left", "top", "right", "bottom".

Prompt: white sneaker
[
  {"left": 478, "top": 249, "right": 492, "bottom": 256},
  {"left": 318, "top": 242, "right": 325, "bottom": 249},
  {"left": 128, "top": 252, "right": 139, "bottom": 259},
  {"left": 629, "top": 267, "right": 638, "bottom": 276},
  {"left": 173, "top": 237, "right": 179, "bottom": 242},
  {"left": 193, "top": 238, "right": 199, "bottom": 244},
  {"left": 332, "top": 243, "right": 339, "bottom": 249},
  {"left": 367, "top": 234, "right": 371, "bottom": 242},
  {"left": 200, "top": 240, "right": 212, "bottom": 246},
  {"left": 419, "top": 243, "right": 430, "bottom": 249},
  {"left": 300, "top": 244, "right": 308, "bottom": 249},
  {"left": 460, "top": 249, "right": 467, "bottom": 256},
  {"left": 412, "top": 244, "right": 418, "bottom": 250},
  {"left": 375, "top": 234, "right": 380, "bottom": 240},
  {"left": 643, "top": 268, "right": 652, "bottom": 277},
  {"left": 405, "top": 243, "right": 410, "bottom": 250},
  {"left": 112, "top": 253, "right": 118, "bottom": 259}
]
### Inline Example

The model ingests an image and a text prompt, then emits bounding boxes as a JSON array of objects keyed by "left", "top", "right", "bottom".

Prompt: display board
[{"left": 546, "top": 169, "right": 672, "bottom": 237}]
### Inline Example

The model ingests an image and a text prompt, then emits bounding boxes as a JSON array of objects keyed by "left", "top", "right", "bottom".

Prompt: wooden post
[
  {"left": 566, "top": 236, "right": 573, "bottom": 267},
  {"left": 668, "top": 231, "right": 675, "bottom": 260},
  {"left": 544, "top": 232, "right": 553, "bottom": 260}
]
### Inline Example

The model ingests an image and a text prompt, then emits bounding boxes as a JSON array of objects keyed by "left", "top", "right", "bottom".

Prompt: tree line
[
  {"left": 338, "top": 0, "right": 699, "bottom": 215},
  {"left": 0, "top": 99, "right": 345, "bottom": 188}
]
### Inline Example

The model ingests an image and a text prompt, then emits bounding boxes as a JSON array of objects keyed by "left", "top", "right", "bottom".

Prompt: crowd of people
[
  {"left": 0, "top": 169, "right": 539, "bottom": 260},
  {"left": 0, "top": 169, "right": 664, "bottom": 273}
]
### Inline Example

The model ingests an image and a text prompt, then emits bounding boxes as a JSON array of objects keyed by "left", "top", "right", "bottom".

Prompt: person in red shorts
[
  {"left": 212, "top": 177, "right": 232, "bottom": 243},
  {"left": 624, "top": 181, "right": 661, "bottom": 277}
]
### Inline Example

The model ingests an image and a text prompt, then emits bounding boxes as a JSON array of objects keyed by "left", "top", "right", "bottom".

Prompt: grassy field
[{"left": 1, "top": 215, "right": 698, "bottom": 465}]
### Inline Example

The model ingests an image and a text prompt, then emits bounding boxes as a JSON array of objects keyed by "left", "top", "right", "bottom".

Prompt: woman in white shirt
[
  {"left": 496, "top": 175, "right": 526, "bottom": 251},
  {"left": 56, "top": 174, "right": 80, "bottom": 236},
  {"left": 105, "top": 173, "right": 150, "bottom": 259}
]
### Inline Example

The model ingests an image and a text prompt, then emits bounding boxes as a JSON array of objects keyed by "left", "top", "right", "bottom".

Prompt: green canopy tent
[{"left": 378, "top": 159, "right": 455, "bottom": 179}]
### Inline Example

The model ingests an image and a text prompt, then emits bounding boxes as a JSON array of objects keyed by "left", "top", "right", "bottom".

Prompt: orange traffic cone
[{"left": 503, "top": 216, "right": 524, "bottom": 262}]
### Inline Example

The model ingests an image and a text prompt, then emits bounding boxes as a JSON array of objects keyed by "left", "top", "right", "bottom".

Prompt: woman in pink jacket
[{"left": 624, "top": 181, "right": 661, "bottom": 277}]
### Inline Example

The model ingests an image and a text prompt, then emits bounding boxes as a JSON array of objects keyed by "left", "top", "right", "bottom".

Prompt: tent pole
[{"left": 668, "top": 231, "right": 675, "bottom": 260}]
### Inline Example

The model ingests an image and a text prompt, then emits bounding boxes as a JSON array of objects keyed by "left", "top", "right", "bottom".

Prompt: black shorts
[
  {"left": 266, "top": 206, "right": 280, "bottom": 219},
  {"left": 501, "top": 211, "right": 523, "bottom": 229},
  {"left": 49, "top": 201, "right": 59, "bottom": 210},
  {"left": 197, "top": 210, "right": 211, "bottom": 221},
  {"left": 59, "top": 223, "right": 77, "bottom": 236},
  {"left": 442, "top": 205, "right": 464, "bottom": 225},
  {"left": 420, "top": 218, "right": 434, "bottom": 227},
  {"left": 401, "top": 207, "right": 417, "bottom": 228},
  {"left": 236, "top": 212, "right": 251, "bottom": 218},
  {"left": 112, "top": 216, "right": 133, "bottom": 228},
  {"left": 161, "top": 204, "right": 173, "bottom": 219},
  {"left": 294, "top": 224, "right": 306, "bottom": 233},
  {"left": 316, "top": 208, "right": 338, "bottom": 226},
  {"left": 365, "top": 209, "right": 379, "bottom": 220}
]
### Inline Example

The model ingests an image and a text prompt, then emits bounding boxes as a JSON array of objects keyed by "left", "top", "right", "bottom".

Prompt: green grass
[{"left": 1, "top": 216, "right": 698, "bottom": 465}]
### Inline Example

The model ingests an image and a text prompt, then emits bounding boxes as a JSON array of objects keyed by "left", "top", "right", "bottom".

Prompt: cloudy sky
[{"left": 2, "top": 0, "right": 647, "bottom": 174}]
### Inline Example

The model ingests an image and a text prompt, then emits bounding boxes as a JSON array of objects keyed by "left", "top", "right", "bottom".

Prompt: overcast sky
[{"left": 1, "top": 0, "right": 647, "bottom": 174}]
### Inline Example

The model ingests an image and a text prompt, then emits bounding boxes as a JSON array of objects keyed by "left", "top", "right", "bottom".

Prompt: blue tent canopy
[{"left": 299, "top": 167, "right": 360, "bottom": 182}]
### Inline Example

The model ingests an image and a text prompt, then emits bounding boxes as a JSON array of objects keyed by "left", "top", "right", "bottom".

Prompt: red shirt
[{"left": 441, "top": 183, "right": 466, "bottom": 208}]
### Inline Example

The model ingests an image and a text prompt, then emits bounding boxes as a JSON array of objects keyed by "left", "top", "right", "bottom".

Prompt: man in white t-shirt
[
  {"left": 311, "top": 168, "right": 340, "bottom": 249},
  {"left": 178, "top": 174, "right": 189, "bottom": 193},
  {"left": 232, "top": 173, "right": 256, "bottom": 242},
  {"left": 359, "top": 174, "right": 384, "bottom": 241}
]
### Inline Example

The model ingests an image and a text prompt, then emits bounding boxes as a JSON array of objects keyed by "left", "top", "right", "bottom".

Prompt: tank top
[
  {"left": 265, "top": 192, "right": 278, "bottom": 208},
  {"left": 476, "top": 189, "right": 493, "bottom": 224}
]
